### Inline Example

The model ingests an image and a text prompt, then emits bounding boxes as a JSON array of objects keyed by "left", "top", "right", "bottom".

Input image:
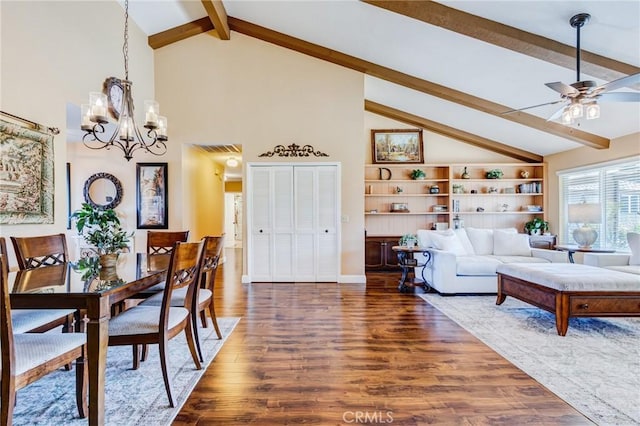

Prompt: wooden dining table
[{"left": 8, "top": 253, "right": 170, "bottom": 426}]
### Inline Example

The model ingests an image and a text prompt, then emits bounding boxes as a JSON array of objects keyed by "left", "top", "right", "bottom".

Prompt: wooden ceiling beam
[
  {"left": 201, "top": 0, "right": 230, "bottom": 40},
  {"left": 149, "top": 17, "right": 213, "bottom": 49},
  {"left": 228, "top": 17, "right": 609, "bottom": 150},
  {"left": 365, "top": 100, "right": 543, "bottom": 163},
  {"left": 362, "top": 1, "right": 639, "bottom": 85},
  {"left": 147, "top": 16, "right": 609, "bottom": 149}
]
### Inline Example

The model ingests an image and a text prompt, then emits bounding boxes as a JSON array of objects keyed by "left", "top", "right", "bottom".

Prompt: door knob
[{"left": 325, "top": 229, "right": 329, "bottom": 233}]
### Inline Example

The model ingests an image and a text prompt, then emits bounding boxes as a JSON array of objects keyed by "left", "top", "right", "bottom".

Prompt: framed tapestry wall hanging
[{"left": 0, "top": 115, "right": 55, "bottom": 224}]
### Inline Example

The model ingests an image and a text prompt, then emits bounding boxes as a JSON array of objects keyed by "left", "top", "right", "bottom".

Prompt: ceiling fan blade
[
  {"left": 546, "top": 105, "right": 566, "bottom": 122},
  {"left": 592, "top": 72, "right": 640, "bottom": 95},
  {"left": 545, "top": 81, "right": 579, "bottom": 97},
  {"left": 502, "top": 99, "right": 564, "bottom": 114},
  {"left": 598, "top": 92, "right": 640, "bottom": 102}
]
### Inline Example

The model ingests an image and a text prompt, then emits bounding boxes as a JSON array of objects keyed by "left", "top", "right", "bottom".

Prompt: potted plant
[
  {"left": 524, "top": 217, "right": 549, "bottom": 235},
  {"left": 486, "top": 169, "right": 504, "bottom": 179},
  {"left": 410, "top": 169, "right": 426, "bottom": 180},
  {"left": 71, "top": 203, "right": 132, "bottom": 267},
  {"left": 399, "top": 233, "right": 418, "bottom": 248}
]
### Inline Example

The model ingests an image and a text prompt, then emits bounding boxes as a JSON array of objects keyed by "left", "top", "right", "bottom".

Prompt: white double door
[{"left": 248, "top": 164, "right": 339, "bottom": 282}]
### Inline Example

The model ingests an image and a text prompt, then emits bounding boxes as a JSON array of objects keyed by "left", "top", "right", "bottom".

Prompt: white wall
[
  {"left": 1, "top": 1, "right": 156, "bottom": 263},
  {"left": 154, "top": 31, "right": 366, "bottom": 277}
]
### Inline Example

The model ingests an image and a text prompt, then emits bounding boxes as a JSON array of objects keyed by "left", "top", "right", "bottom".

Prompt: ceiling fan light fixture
[
  {"left": 561, "top": 108, "right": 574, "bottom": 125},
  {"left": 586, "top": 103, "right": 600, "bottom": 120},
  {"left": 569, "top": 102, "right": 583, "bottom": 119}
]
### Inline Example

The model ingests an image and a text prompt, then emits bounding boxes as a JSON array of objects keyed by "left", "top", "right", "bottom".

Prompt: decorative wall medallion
[{"left": 258, "top": 143, "right": 328, "bottom": 158}]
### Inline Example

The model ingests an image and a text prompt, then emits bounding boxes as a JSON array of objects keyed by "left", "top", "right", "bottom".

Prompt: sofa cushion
[
  {"left": 456, "top": 256, "right": 503, "bottom": 276},
  {"left": 628, "top": 232, "right": 640, "bottom": 266},
  {"left": 430, "top": 231, "right": 468, "bottom": 256},
  {"left": 465, "top": 228, "right": 494, "bottom": 255},
  {"left": 493, "top": 231, "right": 531, "bottom": 256},
  {"left": 416, "top": 229, "right": 451, "bottom": 248},
  {"left": 454, "top": 229, "right": 475, "bottom": 255},
  {"left": 491, "top": 255, "right": 549, "bottom": 264},
  {"left": 606, "top": 265, "right": 640, "bottom": 275}
]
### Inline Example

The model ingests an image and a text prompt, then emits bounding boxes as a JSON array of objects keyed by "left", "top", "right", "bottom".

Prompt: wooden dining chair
[
  {"left": 10, "top": 234, "right": 69, "bottom": 270},
  {"left": 142, "top": 235, "right": 225, "bottom": 362},
  {"left": 107, "top": 241, "right": 203, "bottom": 407},
  {"left": 0, "top": 237, "right": 76, "bottom": 335},
  {"left": 146, "top": 230, "right": 189, "bottom": 255},
  {"left": 0, "top": 256, "right": 88, "bottom": 425}
]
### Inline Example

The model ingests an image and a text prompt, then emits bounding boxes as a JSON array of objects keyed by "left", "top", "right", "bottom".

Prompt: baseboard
[
  {"left": 338, "top": 275, "right": 367, "bottom": 284},
  {"left": 241, "top": 275, "right": 251, "bottom": 283}
]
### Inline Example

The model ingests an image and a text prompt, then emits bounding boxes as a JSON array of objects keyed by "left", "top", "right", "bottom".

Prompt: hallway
[{"left": 176, "top": 248, "right": 587, "bottom": 425}]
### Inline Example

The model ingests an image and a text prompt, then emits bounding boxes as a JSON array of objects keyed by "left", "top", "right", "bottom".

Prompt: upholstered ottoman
[{"left": 496, "top": 263, "right": 640, "bottom": 336}]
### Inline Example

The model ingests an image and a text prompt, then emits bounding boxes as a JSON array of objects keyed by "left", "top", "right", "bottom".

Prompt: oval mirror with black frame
[{"left": 83, "top": 172, "right": 123, "bottom": 210}]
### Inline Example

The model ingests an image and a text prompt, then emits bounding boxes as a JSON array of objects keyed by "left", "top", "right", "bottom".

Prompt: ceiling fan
[{"left": 505, "top": 13, "right": 640, "bottom": 124}]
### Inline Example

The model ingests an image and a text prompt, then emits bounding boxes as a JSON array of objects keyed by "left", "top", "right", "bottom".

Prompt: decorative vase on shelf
[{"left": 461, "top": 167, "right": 470, "bottom": 179}]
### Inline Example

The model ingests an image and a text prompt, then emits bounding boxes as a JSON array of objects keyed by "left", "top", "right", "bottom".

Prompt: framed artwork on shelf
[
  {"left": 0, "top": 113, "right": 56, "bottom": 224},
  {"left": 136, "top": 162, "right": 168, "bottom": 229},
  {"left": 371, "top": 129, "right": 424, "bottom": 164}
]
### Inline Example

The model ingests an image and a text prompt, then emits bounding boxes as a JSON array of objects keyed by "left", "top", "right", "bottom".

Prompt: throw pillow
[
  {"left": 416, "top": 229, "right": 452, "bottom": 248},
  {"left": 628, "top": 232, "right": 640, "bottom": 265},
  {"left": 429, "top": 231, "right": 468, "bottom": 256},
  {"left": 454, "top": 228, "right": 475, "bottom": 255},
  {"left": 465, "top": 227, "right": 494, "bottom": 255},
  {"left": 493, "top": 231, "right": 531, "bottom": 256}
]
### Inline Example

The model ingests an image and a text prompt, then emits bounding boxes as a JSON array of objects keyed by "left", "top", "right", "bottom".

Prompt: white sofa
[
  {"left": 413, "top": 227, "right": 568, "bottom": 294},
  {"left": 583, "top": 232, "right": 640, "bottom": 276}
]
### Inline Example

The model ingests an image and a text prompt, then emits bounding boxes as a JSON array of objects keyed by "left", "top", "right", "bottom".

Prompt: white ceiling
[{"left": 125, "top": 0, "right": 640, "bottom": 157}]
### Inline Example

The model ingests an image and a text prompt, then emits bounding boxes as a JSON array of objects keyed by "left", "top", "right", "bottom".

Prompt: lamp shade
[{"left": 568, "top": 203, "right": 601, "bottom": 224}]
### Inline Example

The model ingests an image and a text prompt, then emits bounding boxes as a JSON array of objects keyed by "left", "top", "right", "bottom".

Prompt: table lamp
[{"left": 568, "top": 203, "right": 601, "bottom": 248}]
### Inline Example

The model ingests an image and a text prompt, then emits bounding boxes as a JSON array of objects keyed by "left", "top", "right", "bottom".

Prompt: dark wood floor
[{"left": 176, "top": 249, "right": 590, "bottom": 425}]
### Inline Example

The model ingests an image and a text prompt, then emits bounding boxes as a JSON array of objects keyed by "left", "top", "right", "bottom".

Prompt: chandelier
[{"left": 81, "top": 0, "right": 167, "bottom": 161}]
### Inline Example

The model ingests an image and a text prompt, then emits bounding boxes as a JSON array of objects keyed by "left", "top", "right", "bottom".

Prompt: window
[{"left": 559, "top": 157, "right": 640, "bottom": 251}]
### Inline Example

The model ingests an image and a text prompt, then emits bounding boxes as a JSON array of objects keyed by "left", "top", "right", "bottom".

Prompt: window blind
[{"left": 559, "top": 158, "right": 640, "bottom": 250}]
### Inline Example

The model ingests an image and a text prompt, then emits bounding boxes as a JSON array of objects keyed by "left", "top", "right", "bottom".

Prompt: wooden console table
[{"left": 555, "top": 244, "right": 615, "bottom": 263}]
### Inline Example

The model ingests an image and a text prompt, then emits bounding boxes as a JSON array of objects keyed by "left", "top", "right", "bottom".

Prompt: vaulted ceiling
[{"left": 126, "top": 0, "right": 640, "bottom": 161}]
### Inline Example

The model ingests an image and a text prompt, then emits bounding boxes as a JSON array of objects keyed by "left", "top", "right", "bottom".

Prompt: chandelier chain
[{"left": 123, "top": 0, "right": 129, "bottom": 81}]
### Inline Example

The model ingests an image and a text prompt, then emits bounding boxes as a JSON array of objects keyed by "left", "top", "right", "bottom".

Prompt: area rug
[
  {"left": 418, "top": 294, "right": 640, "bottom": 426},
  {"left": 12, "top": 317, "right": 240, "bottom": 426}
]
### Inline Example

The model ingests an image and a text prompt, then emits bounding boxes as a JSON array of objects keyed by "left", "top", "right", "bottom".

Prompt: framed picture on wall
[
  {"left": 136, "top": 163, "right": 168, "bottom": 229},
  {"left": 371, "top": 129, "right": 424, "bottom": 164}
]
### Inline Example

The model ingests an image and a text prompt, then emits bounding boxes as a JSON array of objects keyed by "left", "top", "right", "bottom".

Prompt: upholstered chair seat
[
  {"left": 142, "top": 287, "right": 212, "bottom": 309},
  {"left": 11, "top": 309, "right": 78, "bottom": 334},
  {"left": 109, "top": 306, "right": 189, "bottom": 336},
  {"left": 12, "top": 333, "right": 86, "bottom": 375}
]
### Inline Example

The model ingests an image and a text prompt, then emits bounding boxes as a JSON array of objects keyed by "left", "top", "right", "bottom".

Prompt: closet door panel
[
  {"left": 316, "top": 166, "right": 338, "bottom": 281},
  {"left": 272, "top": 167, "right": 294, "bottom": 281},
  {"left": 250, "top": 167, "right": 273, "bottom": 281},
  {"left": 294, "top": 167, "right": 316, "bottom": 280}
]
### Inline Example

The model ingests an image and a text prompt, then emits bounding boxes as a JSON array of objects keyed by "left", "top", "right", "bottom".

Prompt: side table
[
  {"left": 391, "top": 246, "right": 432, "bottom": 293},
  {"left": 555, "top": 244, "right": 615, "bottom": 263}
]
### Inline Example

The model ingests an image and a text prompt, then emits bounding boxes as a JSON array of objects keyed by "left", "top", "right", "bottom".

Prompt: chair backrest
[
  {"left": 158, "top": 241, "right": 203, "bottom": 332},
  {"left": 0, "top": 253, "right": 17, "bottom": 377},
  {"left": 147, "top": 231, "right": 189, "bottom": 255},
  {"left": 199, "top": 236, "right": 225, "bottom": 292},
  {"left": 0, "top": 237, "right": 8, "bottom": 278},
  {"left": 10, "top": 234, "right": 69, "bottom": 270}
]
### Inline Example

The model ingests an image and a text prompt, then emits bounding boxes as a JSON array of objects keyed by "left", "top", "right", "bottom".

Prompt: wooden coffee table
[{"left": 496, "top": 263, "right": 640, "bottom": 336}]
